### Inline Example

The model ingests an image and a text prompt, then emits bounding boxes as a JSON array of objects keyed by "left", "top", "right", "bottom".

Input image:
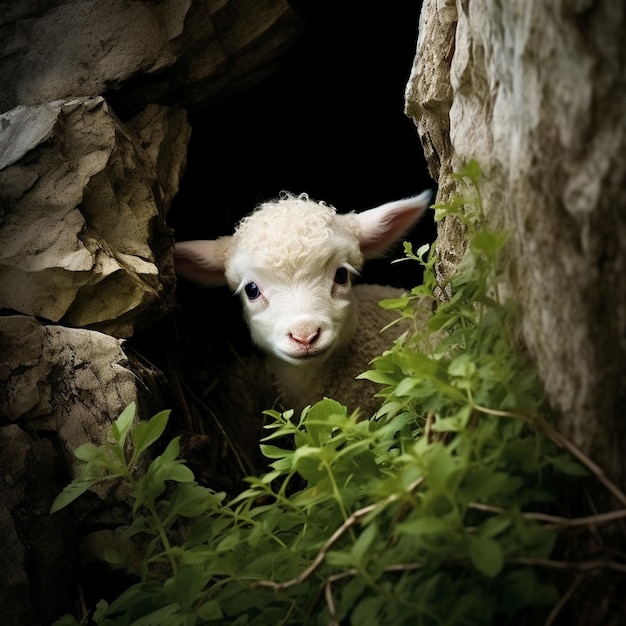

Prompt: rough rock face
[
  {"left": 0, "top": 315, "right": 152, "bottom": 625},
  {"left": 0, "top": 0, "right": 303, "bottom": 115},
  {"left": 405, "top": 0, "right": 626, "bottom": 484},
  {"left": 0, "top": 97, "right": 186, "bottom": 338}
]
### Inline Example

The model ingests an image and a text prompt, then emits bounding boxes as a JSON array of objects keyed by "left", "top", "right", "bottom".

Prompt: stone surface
[
  {"left": 405, "top": 0, "right": 626, "bottom": 483},
  {"left": 0, "top": 97, "right": 187, "bottom": 338},
  {"left": 0, "top": 0, "right": 303, "bottom": 115},
  {"left": 0, "top": 315, "right": 162, "bottom": 625}
]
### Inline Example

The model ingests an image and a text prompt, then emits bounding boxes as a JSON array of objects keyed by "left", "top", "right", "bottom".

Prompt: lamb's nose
[{"left": 289, "top": 329, "right": 320, "bottom": 346}]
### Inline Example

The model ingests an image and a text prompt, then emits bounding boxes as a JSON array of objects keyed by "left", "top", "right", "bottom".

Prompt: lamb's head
[{"left": 173, "top": 190, "right": 431, "bottom": 368}]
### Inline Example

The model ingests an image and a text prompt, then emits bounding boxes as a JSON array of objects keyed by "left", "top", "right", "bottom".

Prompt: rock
[
  {"left": 0, "top": 314, "right": 163, "bottom": 625},
  {"left": 0, "top": 425, "right": 74, "bottom": 626},
  {"left": 405, "top": 0, "right": 626, "bottom": 481},
  {"left": 0, "top": 314, "right": 144, "bottom": 454},
  {"left": 0, "top": 0, "right": 303, "bottom": 115},
  {"left": 0, "top": 97, "right": 187, "bottom": 338}
]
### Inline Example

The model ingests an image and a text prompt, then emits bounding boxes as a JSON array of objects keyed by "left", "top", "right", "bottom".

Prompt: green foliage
[{"left": 52, "top": 161, "right": 590, "bottom": 626}]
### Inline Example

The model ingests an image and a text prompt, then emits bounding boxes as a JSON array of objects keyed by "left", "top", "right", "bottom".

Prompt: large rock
[
  {"left": 0, "top": 97, "right": 188, "bottom": 338},
  {"left": 405, "top": 0, "right": 626, "bottom": 483},
  {"left": 0, "top": 315, "right": 161, "bottom": 625},
  {"left": 0, "top": 0, "right": 303, "bottom": 115}
]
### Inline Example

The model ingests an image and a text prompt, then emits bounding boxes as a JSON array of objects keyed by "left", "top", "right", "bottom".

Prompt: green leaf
[
  {"left": 166, "top": 482, "right": 218, "bottom": 519},
  {"left": 216, "top": 529, "right": 240, "bottom": 553},
  {"left": 448, "top": 353, "right": 477, "bottom": 379},
  {"left": 73, "top": 442, "right": 105, "bottom": 463},
  {"left": 164, "top": 563, "right": 210, "bottom": 610},
  {"left": 162, "top": 462, "right": 195, "bottom": 484},
  {"left": 110, "top": 401, "right": 136, "bottom": 447},
  {"left": 549, "top": 453, "right": 590, "bottom": 477},
  {"left": 128, "top": 604, "right": 184, "bottom": 626},
  {"left": 259, "top": 444, "right": 292, "bottom": 460},
  {"left": 479, "top": 515, "right": 513, "bottom": 539},
  {"left": 468, "top": 535, "right": 504, "bottom": 577},
  {"left": 393, "top": 377, "right": 418, "bottom": 397},
  {"left": 378, "top": 297, "right": 411, "bottom": 310},
  {"left": 453, "top": 158, "right": 483, "bottom": 183},
  {"left": 196, "top": 599, "right": 223, "bottom": 621},
  {"left": 357, "top": 369, "right": 398, "bottom": 385},
  {"left": 132, "top": 409, "right": 171, "bottom": 456},
  {"left": 500, "top": 569, "right": 559, "bottom": 616},
  {"left": 351, "top": 520, "right": 378, "bottom": 565},
  {"left": 350, "top": 594, "right": 385, "bottom": 626},
  {"left": 51, "top": 615, "right": 80, "bottom": 626},
  {"left": 50, "top": 478, "right": 101, "bottom": 513},
  {"left": 470, "top": 230, "right": 510, "bottom": 260},
  {"left": 396, "top": 516, "right": 458, "bottom": 537},
  {"left": 325, "top": 550, "right": 356, "bottom": 568}
]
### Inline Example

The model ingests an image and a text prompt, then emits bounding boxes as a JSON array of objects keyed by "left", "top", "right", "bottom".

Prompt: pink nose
[{"left": 289, "top": 328, "right": 320, "bottom": 346}]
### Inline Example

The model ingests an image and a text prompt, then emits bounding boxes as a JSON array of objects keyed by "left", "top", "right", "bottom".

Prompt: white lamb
[{"left": 173, "top": 190, "right": 431, "bottom": 417}]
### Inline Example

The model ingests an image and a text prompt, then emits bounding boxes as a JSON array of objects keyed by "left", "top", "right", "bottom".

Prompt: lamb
[{"left": 173, "top": 190, "right": 432, "bottom": 417}]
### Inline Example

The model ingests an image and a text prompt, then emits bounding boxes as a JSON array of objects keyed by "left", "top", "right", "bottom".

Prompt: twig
[
  {"left": 253, "top": 477, "right": 424, "bottom": 592},
  {"left": 544, "top": 574, "right": 584, "bottom": 626},
  {"left": 468, "top": 501, "right": 626, "bottom": 530},
  {"left": 540, "top": 419, "right": 626, "bottom": 507},
  {"left": 324, "top": 563, "right": 425, "bottom": 626},
  {"left": 424, "top": 411, "right": 434, "bottom": 443},
  {"left": 325, "top": 568, "right": 357, "bottom": 626},
  {"left": 473, "top": 404, "right": 626, "bottom": 507},
  {"left": 509, "top": 556, "right": 626, "bottom": 573}
]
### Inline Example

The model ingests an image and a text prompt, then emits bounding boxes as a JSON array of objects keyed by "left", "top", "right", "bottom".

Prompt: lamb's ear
[
  {"left": 355, "top": 189, "right": 432, "bottom": 258},
  {"left": 173, "top": 238, "right": 233, "bottom": 286}
]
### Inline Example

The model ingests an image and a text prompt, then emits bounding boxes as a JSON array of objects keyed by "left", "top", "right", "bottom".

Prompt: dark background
[{"left": 167, "top": 1, "right": 435, "bottom": 288}]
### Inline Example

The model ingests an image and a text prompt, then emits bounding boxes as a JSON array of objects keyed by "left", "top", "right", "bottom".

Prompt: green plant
[{"left": 52, "top": 161, "right": 623, "bottom": 626}]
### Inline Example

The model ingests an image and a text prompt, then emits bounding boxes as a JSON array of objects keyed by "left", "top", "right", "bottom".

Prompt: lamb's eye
[
  {"left": 244, "top": 281, "right": 261, "bottom": 300},
  {"left": 334, "top": 266, "right": 349, "bottom": 285}
]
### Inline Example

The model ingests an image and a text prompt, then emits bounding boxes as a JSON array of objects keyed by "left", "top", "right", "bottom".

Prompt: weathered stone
[
  {"left": 0, "top": 314, "right": 160, "bottom": 625},
  {"left": 0, "top": 0, "right": 303, "bottom": 115},
  {"left": 0, "top": 425, "right": 75, "bottom": 626},
  {"left": 0, "top": 315, "right": 139, "bottom": 446},
  {"left": 405, "top": 0, "right": 626, "bottom": 484},
  {"left": 0, "top": 97, "right": 186, "bottom": 337}
]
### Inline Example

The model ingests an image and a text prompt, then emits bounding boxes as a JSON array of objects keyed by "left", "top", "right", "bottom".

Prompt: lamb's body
[{"left": 174, "top": 191, "right": 431, "bottom": 417}]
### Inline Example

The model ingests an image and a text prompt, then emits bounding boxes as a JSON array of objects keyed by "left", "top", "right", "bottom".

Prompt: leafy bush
[{"left": 53, "top": 162, "right": 602, "bottom": 626}]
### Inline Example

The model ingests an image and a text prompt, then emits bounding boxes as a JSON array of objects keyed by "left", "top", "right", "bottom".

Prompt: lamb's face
[{"left": 224, "top": 198, "right": 363, "bottom": 366}]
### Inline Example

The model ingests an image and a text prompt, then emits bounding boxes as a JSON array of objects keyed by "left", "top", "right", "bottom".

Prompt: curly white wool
[{"left": 233, "top": 193, "right": 355, "bottom": 271}]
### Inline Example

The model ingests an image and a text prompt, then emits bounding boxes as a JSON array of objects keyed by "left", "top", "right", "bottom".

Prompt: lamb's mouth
[{"left": 282, "top": 347, "right": 328, "bottom": 363}]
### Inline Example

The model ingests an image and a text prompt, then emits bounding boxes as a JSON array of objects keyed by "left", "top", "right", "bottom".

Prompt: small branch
[
  {"left": 253, "top": 502, "right": 379, "bottom": 591},
  {"left": 540, "top": 420, "right": 626, "bottom": 507},
  {"left": 324, "top": 563, "right": 425, "bottom": 626},
  {"left": 468, "top": 502, "right": 626, "bottom": 529},
  {"left": 253, "top": 477, "right": 424, "bottom": 592},
  {"left": 473, "top": 404, "right": 626, "bottom": 507},
  {"left": 424, "top": 411, "right": 434, "bottom": 443},
  {"left": 325, "top": 568, "right": 357, "bottom": 626},
  {"left": 544, "top": 574, "right": 584, "bottom": 626},
  {"left": 509, "top": 556, "right": 626, "bottom": 574}
]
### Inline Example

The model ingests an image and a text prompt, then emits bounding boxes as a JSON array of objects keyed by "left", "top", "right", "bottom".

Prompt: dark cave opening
[
  {"left": 128, "top": 1, "right": 437, "bottom": 493},
  {"left": 168, "top": 0, "right": 435, "bottom": 278}
]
